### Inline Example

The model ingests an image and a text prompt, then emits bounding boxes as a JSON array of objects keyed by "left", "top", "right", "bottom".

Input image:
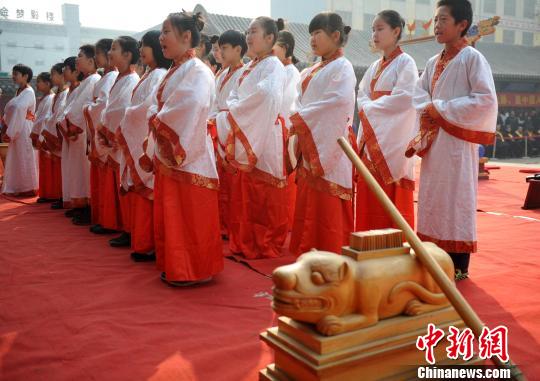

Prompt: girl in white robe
[
  {"left": 216, "top": 17, "right": 288, "bottom": 259},
  {"left": 30, "top": 72, "right": 55, "bottom": 202},
  {"left": 59, "top": 52, "right": 100, "bottom": 220},
  {"left": 117, "top": 30, "right": 169, "bottom": 260},
  {"left": 288, "top": 12, "right": 356, "bottom": 257},
  {"left": 42, "top": 63, "right": 69, "bottom": 208},
  {"left": 405, "top": 3, "right": 497, "bottom": 280},
  {"left": 144, "top": 12, "right": 223, "bottom": 286},
  {"left": 84, "top": 38, "right": 118, "bottom": 230},
  {"left": 273, "top": 29, "right": 301, "bottom": 231},
  {"left": 97, "top": 37, "right": 140, "bottom": 243},
  {"left": 1, "top": 64, "right": 37, "bottom": 196},
  {"left": 356, "top": 10, "right": 417, "bottom": 232}
]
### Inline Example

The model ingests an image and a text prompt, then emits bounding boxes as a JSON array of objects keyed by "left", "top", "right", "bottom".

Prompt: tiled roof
[{"left": 135, "top": 5, "right": 540, "bottom": 81}]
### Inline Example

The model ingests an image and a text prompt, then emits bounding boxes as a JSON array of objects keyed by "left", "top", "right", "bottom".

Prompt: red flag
[
  {"left": 423, "top": 18, "right": 433, "bottom": 30},
  {"left": 407, "top": 21, "right": 416, "bottom": 32}
]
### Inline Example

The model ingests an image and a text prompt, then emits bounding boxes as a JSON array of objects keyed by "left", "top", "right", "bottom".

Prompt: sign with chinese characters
[
  {"left": 0, "top": 6, "right": 55, "bottom": 22},
  {"left": 416, "top": 323, "right": 509, "bottom": 365},
  {"left": 498, "top": 93, "right": 540, "bottom": 107}
]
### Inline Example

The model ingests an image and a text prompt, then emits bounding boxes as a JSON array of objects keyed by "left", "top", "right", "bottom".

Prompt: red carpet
[{"left": 1, "top": 164, "right": 539, "bottom": 380}]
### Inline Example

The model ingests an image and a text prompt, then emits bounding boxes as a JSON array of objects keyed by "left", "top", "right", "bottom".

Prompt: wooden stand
[
  {"left": 522, "top": 175, "right": 540, "bottom": 210},
  {"left": 260, "top": 307, "right": 482, "bottom": 381},
  {"left": 479, "top": 157, "right": 490, "bottom": 180}
]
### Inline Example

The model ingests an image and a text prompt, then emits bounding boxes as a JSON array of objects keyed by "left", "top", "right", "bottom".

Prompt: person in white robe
[
  {"left": 405, "top": 3, "right": 497, "bottom": 280},
  {"left": 1, "top": 64, "right": 37, "bottom": 196}
]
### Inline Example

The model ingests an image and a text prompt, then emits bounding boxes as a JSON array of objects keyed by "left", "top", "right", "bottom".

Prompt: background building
[
  {"left": 0, "top": 3, "right": 134, "bottom": 77},
  {"left": 271, "top": 0, "right": 540, "bottom": 46}
]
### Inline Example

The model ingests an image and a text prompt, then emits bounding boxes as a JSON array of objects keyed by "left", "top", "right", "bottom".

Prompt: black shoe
[
  {"left": 72, "top": 207, "right": 90, "bottom": 225},
  {"left": 130, "top": 251, "right": 156, "bottom": 262},
  {"left": 89, "top": 224, "right": 117, "bottom": 234},
  {"left": 160, "top": 271, "right": 213, "bottom": 287},
  {"left": 109, "top": 232, "right": 131, "bottom": 247},
  {"left": 64, "top": 209, "right": 74, "bottom": 218},
  {"left": 37, "top": 197, "right": 53, "bottom": 203},
  {"left": 51, "top": 200, "right": 63, "bottom": 209}
]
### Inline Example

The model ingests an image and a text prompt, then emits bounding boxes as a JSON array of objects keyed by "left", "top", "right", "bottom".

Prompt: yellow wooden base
[{"left": 260, "top": 306, "right": 483, "bottom": 381}]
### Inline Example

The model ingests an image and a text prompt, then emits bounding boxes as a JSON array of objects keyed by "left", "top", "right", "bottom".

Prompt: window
[
  {"left": 503, "top": 29, "right": 515, "bottom": 44},
  {"left": 504, "top": 0, "right": 516, "bottom": 16},
  {"left": 484, "top": 0, "right": 496, "bottom": 13},
  {"left": 336, "top": 10, "right": 352, "bottom": 27},
  {"left": 522, "top": 32, "right": 534, "bottom": 46},
  {"left": 523, "top": 0, "right": 536, "bottom": 18}
]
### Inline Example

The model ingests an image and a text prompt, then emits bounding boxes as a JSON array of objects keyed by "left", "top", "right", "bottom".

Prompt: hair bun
[
  {"left": 276, "top": 18, "right": 285, "bottom": 31},
  {"left": 193, "top": 11, "right": 205, "bottom": 31},
  {"left": 344, "top": 25, "right": 352, "bottom": 35}
]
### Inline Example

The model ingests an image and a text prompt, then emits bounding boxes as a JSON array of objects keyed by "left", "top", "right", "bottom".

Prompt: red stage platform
[{"left": 0, "top": 165, "right": 538, "bottom": 380}]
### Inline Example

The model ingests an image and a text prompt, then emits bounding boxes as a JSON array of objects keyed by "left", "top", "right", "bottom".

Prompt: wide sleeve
[
  {"left": 153, "top": 64, "right": 214, "bottom": 169},
  {"left": 5, "top": 92, "right": 34, "bottom": 140},
  {"left": 430, "top": 51, "right": 497, "bottom": 143},
  {"left": 290, "top": 62, "right": 355, "bottom": 176},
  {"left": 356, "top": 63, "right": 374, "bottom": 112}
]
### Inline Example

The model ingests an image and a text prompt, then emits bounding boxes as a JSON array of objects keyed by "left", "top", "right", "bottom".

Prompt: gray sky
[{"left": 2, "top": 0, "right": 271, "bottom": 32}]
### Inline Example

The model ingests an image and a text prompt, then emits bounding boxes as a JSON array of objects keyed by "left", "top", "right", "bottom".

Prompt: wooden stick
[{"left": 338, "top": 137, "right": 526, "bottom": 380}]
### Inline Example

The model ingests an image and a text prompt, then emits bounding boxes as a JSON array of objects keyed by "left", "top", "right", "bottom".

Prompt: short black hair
[
  {"left": 79, "top": 44, "right": 96, "bottom": 59},
  {"left": 13, "top": 64, "right": 33, "bottom": 82},
  {"left": 167, "top": 11, "right": 205, "bottom": 48},
  {"left": 377, "top": 10, "right": 406, "bottom": 41},
  {"left": 210, "top": 34, "right": 220, "bottom": 44},
  {"left": 309, "top": 12, "right": 352, "bottom": 46},
  {"left": 218, "top": 29, "right": 248, "bottom": 57},
  {"left": 116, "top": 36, "right": 140, "bottom": 65},
  {"left": 51, "top": 62, "right": 64, "bottom": 75},
  {"left": 141, "top": 30, "right": 172, "bottom": 69},
  {"left": 37, "top": 72, "right": 52, "bottom": 84},
  {"left": 95, "top": 38, "right": 113, "bottom": 55},
  {"left": 436, "top": 0, "right": 473, "bottom": 37}
]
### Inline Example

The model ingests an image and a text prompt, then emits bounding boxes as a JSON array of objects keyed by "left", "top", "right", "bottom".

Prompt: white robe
[
  {"left": 148, "top": 57, "right": 218, "bottom": 187},
  {"left": 118, "top": 68, "right": 166, "bottom": 196},
  {"left": 59, "top": 73, "right": 100, "bottom": 203},
  {"left": 281, "top": 64, "right": 300, "bottom": 131},
  {"left": 210, "top": 63, "right": 245, "bottom": 120},
  {"left": 291, "top": 56, "right": 355, "bottom": 199},
  {"left": 412, "top": 46, "right": 497, "bottom": 252},
  {"left": 84, "top": 70, "right": 118, "bottom": 165},
  {"left": 31, "top": 93, "right": 54, "bottom": 143},
  {"left": 356, "top": 51, "right": 417, "bottom": 186},
  {"left": 216, "top": 56, "right": 286, "bottom": 186},
  {"left": 99, "top": 72, "right": 139, "bottom": 168},
  {"left": 1, "top": 87, "right": 37, "bottom": 194},
  {"left": 42, "top": 89, "right": 68, "bottom": 158}
]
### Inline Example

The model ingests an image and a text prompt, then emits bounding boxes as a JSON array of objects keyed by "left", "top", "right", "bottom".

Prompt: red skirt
[
  {"left": 38, "top": 152, "right": 62, "bottom": 200},
  {"left": 217, "top": 162, "right": 231, "bottom": 236},
  {"left": 289, "top": 175, "right": 353, "bottom": 257},
  {"left": 287, "top": 172, "right": 296, "bottom": 231},
  {"left": 99, "top": 166, "right": 123, "bottom": 231},
  {"left": 355, "top": 179, "right": 415, "bottom": 232},
  {"left": 120, "top": 191, "right": 132, "bottom": 233},
  {"left": 227, "top": 171, "right": 243, "bottom": 254},
  {"left": 236, "top": 171, "right": 288, "bottom": 259},
  {"left": 90, "top": 162, "right": 102, "bottom": 224},
  {"left": 154, "top": 169, "right": 223, "bottom": 281},
  {"left": 130, "top": 191, "right": 154, "bottom": 253}
]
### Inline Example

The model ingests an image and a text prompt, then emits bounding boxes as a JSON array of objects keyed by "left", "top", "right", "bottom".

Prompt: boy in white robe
[{"left": 406, "top": 0, "right": 497, "bottom": 280}]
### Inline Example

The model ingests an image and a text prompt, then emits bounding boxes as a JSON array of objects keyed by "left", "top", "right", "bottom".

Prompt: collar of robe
[
  {"left": 370, "top": 45, "right": 403, "bottom": 95},
  {"left": 431, "top": 37, "right": 468, "bottom": 92},
  {"left": 131, "top": 68, "right": 155, "bottom": 100},
  {"left": 16, "top": 85, "right": 29, "bottom": 96},
  {"left": 219, "top": 62, "right": 244, "bottom": 91},
  {"left": 238, "top": 52, "right": 274, "bottom": 86},
  {"left": 301, "top": 48, "right": 344, "bottom": 94},
  {"left": 282, "top": 57, "right": 293, "bottom": 66},
  {"left": 156, "top": 49, "right": 196, "bottom": 111},
  {"left": 110, "top": 68, "right": 136, "bottom": 94}
]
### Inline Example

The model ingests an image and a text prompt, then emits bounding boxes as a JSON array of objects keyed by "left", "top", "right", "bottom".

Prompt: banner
[{"left": 497, "top": 93, "right": 540, "bottom": 107}]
